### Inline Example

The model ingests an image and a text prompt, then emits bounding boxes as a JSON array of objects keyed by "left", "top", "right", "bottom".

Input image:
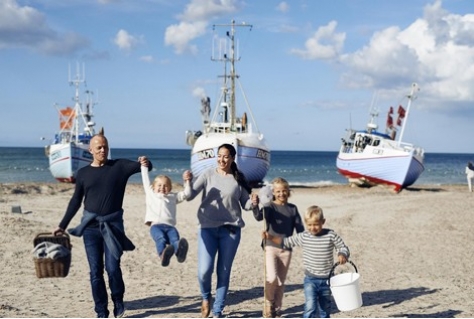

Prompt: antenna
[
  {"left": 211, "top": 20, "right": 252, "bottom": 130},
  {"left": 68, "top": 62, "right": 87, "bottom": 143}
]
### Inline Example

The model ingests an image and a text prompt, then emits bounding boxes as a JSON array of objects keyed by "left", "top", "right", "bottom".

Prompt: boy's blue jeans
[
  {"left": 198, "top": 226, "right": 241, "bottom": 316},
  {"left": 303, "top": 275, "right": 332, "bottom": 318},
  {"left": 83, "top": 226, "right": 125, "bottom": 317},
  {"left": 149, "top": 224, "right": 180, "bottom": 256}
]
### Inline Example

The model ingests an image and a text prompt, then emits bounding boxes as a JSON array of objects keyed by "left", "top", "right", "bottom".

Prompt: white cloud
[
  {"left": 290, "top": 21, "right": 345, "bottom": 60},
  {"left": 164, "top": 21, "right": 206, "bottom": 54},
  {"left": 337, "top": 0, "right": 474, "bottom": 106},
  {"left": 164, "top": 0, "right": 240, "bottom": 54},
  {"left": 276, "top": 2, "right": 289, "bottom": 13},
  {"left": 192, "top": 86, "right": 207, "bottom": 98},
  {"left": 0, "top": 0, "right": 88, "bottom": 55},
  {"left": 114, "top": 29, "right": 143, "bottom": 51},
  {"left": 339, "top": 26, "right": 420, "bottom": 89},
  {"left": 179, "top": 0, "right": 239, "bottom": 21}
]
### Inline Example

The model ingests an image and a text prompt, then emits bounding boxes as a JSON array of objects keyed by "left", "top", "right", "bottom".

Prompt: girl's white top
[{"left": 141, "top": 166, "right": 191, "bottom": 226}]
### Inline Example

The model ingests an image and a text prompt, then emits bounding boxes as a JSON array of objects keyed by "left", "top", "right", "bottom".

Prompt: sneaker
[
  {"left": 113, "top": 300, "right": 125, "bottom": 318},
  {"left": 161, "top": 245, "right": 175, "bottom": 267},
  {"left": 176, "top": 238, "right": 189, "bottom": 263},
  {"left": 97, "top": 309, "right": 110, "bottom": 318}
]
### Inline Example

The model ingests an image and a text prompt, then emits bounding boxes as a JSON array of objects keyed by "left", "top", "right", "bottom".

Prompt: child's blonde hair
[
  {"left": 152, "top": 175, "right": 172, "bottom": 190},
  {"left": 304, "top": 205, "right": 324, "bottom": 223},
  {"left": 271, "top": 177, "right": 291, "bottom": 198}
]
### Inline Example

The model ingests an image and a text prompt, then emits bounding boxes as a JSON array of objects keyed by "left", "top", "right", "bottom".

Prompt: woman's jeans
[
  {"left": 198, "top": 226, "right": 241, "bottom": 316},
  {"left": 303, "top": 275, "right": 332, "bottom": 318},
  {"left": 83, "top": 226, "right": 125, "bottom": 317},
  {"left": 150, "top": 224, "right": 180, "bottom": 256}
]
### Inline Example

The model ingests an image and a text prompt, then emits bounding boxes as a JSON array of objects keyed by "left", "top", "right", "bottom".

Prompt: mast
[
  {"left": 366, "top": 91, "right": 379, "bottom": 133},
  {"left": 397, "top": 83, "right": 419, "bottom": 145},
  {"left": 212, "top": 20, "right": 252, "bottom": 130},
  {"left": 69, "top": 63, "right": 86, "bottom": 143},
  {"left": 84, "top": 89, "right": 97, "bottom": 136}
]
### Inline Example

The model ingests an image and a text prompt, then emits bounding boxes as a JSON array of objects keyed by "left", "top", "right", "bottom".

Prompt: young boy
[
  {"left": 141, "top": 165, "right": 192, "bottom": 266},
  {"left": 263, "top": 205, "right": 350, "bottom": 318}
]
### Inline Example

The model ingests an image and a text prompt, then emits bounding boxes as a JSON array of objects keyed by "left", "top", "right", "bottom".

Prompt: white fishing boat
[
  {"left": 45, "top": 66, "right": 102, "bottom": 183},
  {"left": 336, "top": 83, "right": 425, "bottom": 192},
  {"left": 185, "top": 20, "right": 270, "bottom": 187}
]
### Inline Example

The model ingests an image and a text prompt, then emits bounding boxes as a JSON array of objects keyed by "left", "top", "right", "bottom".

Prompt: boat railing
[
  {"left": 413, "top": 146, "right": 425, "bottom": 157},
  {"left": 341, "top": 135, "right": 423, "bottom": 155},
  {"left": 208, "top": 118, "right": 252, "bottom": 134},
  {"left": 340, "top": 139, "right": 354, "bottom": 153}
]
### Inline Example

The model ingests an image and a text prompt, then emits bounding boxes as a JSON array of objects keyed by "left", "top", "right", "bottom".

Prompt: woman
[{"left": 187, "top": 143, "right": 258, "bottom": 318}]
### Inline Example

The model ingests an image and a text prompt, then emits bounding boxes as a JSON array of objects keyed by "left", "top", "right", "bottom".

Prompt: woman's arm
[{"left": 187, "top": 170, "right": 206, "bottom": 201}]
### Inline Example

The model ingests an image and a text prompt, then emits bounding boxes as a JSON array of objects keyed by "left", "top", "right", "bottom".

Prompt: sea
[{"left": 0, "top": 147, "right": 471, "bottom": 187}]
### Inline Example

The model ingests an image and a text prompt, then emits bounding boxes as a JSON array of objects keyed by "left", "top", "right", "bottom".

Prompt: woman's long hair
[{"left": 218, "top": 143, "right": 252, "bottom": 193}]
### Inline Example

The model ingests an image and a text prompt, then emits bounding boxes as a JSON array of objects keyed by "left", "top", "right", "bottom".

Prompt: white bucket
[{"left": 329, "top": 272, "right": 362, "bottom": 311}]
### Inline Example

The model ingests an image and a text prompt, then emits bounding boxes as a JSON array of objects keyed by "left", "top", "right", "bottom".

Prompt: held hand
[
  {"left": 138, "top": 156, "right": 149, "bottom": 167},
  {"left": 53, "top": 227, "right": 64, "bottom": 236},
  {"left": 251, "top": 193, "right": 259, "bottom": 207},
  {"left": 183, "top": 170, "right": 193, "bottom": 181},
  {"left": 338, "top": 254, "right": 347, "bottom": 265},
  {"left": 261, "top": 231, "right": 273, "bottom": 240},
  {"left": 261, "top": 231, "right": 281, "bottom": 245}
]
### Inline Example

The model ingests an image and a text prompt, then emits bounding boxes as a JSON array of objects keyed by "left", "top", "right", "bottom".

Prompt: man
[
  {"left": 53, "top": 133, "right": 152, "bottom": 318},
  {"left": 466, "top": 162, "right": 474, "bottom": 192}
]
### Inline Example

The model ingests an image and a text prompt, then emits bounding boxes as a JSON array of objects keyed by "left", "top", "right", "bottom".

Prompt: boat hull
[
  {"left": 190, "top": 133, "right": 270, "bottom": 187},
  {"left": 48, "top": 143, "right": 92, "bottom": 183},
  {"left": 336, "top": 145, "right": 424, "bottom": 192}
]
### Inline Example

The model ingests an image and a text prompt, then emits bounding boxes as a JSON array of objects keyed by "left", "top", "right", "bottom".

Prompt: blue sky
[{"left": 1, "top": 0, "right": 473, "bottom": 153}]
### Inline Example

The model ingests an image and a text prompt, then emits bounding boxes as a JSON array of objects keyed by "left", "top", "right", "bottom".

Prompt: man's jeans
[{"left": 83, "top": 226, "right": 125, "bottom": 317}]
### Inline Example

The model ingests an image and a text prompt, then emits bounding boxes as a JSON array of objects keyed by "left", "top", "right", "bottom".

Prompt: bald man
[{"left": 54, "top": 134, "right": 152, "bottom": 318}]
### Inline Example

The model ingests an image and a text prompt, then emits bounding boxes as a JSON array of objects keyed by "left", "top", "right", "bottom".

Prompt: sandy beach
[{"left": 1, "top": 182, "right": 474, "bottom": 318}]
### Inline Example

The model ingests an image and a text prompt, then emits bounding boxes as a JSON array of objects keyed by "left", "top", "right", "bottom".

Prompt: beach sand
[{"left": 1, "top": 182, "right": 473, "bottom": 318}]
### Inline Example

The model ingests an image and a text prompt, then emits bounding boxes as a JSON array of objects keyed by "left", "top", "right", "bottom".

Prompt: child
[
  {"left": 253, "top": 177, "right": 305, "bottom": 318},
  {"left": 141, "top": 165, "right": 192, "bottom": 267},
  {"left": 263, "top": 205, "right": 350, "bottom": 318}
]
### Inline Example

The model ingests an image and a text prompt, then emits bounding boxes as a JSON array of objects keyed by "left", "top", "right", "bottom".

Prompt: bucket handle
[{"left": 329, "top": 260, "right": 358, "bottom": 285}]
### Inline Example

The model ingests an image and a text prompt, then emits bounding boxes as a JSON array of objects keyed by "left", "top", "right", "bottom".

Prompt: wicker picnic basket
[{"left": 33, "top": 232, "right": 72, "bottom": 278}]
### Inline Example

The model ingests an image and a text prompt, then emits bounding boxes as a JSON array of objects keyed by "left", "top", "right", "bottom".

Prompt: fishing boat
[
  {"left": 185, "top": 20, "right": 270, "bottom": 187},
  {"left": 45, "top": 66, "right": 101, "bottom": 183},
  {"left": 336, "top": 83, "right": 425, "bottom": 192}
]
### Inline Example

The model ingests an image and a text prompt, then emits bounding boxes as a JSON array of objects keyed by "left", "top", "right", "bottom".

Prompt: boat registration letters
[
  {"left": 256, "top": 149, "right": 270, "bottom": 161},
  {"left": 50, "top": 151, "right": 62, "bottom": 161},
  {"left": 198, "top": 149, "right": 215, "bottom": 160}
]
